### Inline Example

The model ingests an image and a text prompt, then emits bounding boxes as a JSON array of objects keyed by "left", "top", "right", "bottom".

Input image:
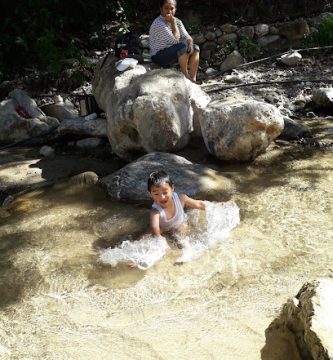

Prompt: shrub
[
  {"left": 238, "top": 36, "right": 261, "bottom": 61},
  {"left": 303, "top": 15, "right": 333, "bottom": 47},
  {"left": 0, "top": 0, "right": 134, "bottom": 81}
]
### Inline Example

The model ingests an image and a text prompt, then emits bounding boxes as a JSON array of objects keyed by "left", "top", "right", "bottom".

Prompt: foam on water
[
  {"left": 176, "top": 201, "right": 240, "bottom": 263},
  {"left": 99, "top": 236, "right": 169, "bottom": 270},
  {"left": 99, "top": 201, "right": 240, "bottom": 269}
]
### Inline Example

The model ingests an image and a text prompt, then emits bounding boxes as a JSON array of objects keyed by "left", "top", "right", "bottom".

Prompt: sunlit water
[
  {"left": 0, "top": 118, "right": 333, "bottom": 359},
  {"left": 99, "top": 201, "right": 240, "bottom": 269}
]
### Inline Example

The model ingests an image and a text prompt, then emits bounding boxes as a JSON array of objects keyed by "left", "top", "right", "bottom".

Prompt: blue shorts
[{"left": 151, "top": 43, "right": 199, "bottom": 67}]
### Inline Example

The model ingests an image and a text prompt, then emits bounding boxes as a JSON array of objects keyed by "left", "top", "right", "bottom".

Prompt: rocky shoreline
[
  {"left": 1, "top": 49, "right": 333, "bottom": 205},
  {"left": 1, "top": 11, "right": 333, "bottom": 205}
]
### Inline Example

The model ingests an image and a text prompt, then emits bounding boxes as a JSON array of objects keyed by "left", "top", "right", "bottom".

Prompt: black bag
[{"left": 114, "top": 32, "right": 143, "bottom": 63}]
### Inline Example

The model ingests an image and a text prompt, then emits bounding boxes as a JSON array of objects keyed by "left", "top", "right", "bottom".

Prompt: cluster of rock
[
  {"left": 139, "top": 12, "right": 332, "bottom": 73},
  {"left": 2, "top": 58, "right": 333, "bottom": 167},
  {"left": 0, "top": 89, "right": 108, "bottom": 150},
  {"left": 92, "top": 54, "right": 285, "bottom": 164}
]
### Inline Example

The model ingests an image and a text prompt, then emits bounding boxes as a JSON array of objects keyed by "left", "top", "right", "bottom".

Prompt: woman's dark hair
[
  {"left": 159, "top": 0, "right": 177, "bottom": 8},
  {"left": 148, "top": 170, "right": 174, "bottom": 191}
]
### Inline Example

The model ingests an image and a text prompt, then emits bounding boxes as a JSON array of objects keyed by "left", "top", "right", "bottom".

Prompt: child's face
[{"left": 149, "top": 182, "right": 174, "bottom": 208}]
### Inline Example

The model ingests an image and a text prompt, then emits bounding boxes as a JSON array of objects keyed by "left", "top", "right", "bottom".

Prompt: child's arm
[
  {"left": 150, "top": 209, "right": 162, "bottom": 237},
  {"left": 180, "top": 194, "right": 206, "bottom": 210}
]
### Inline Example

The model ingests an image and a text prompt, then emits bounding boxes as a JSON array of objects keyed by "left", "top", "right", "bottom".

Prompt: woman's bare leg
[
  {"left": 178, "top": 52, "right": 190, "bottom": 78},
  {"left": 188, "top": 51, "right": 200, "bottom": 82}
]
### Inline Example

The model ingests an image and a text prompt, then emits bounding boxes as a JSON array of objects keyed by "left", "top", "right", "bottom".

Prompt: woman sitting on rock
[{"left": 149, "top": 0, "right": 200, "bottom": 83}]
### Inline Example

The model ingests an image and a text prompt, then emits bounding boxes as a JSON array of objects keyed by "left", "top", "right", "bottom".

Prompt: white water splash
[
  {"left": 99, "top": 201, "right": 240, "bottom": 269},
  {"left": 176, "top": 201, "right": 240, "bottom": 263},
  {"left": 99, "top": 236, "right": 169, "bottom": 270}
]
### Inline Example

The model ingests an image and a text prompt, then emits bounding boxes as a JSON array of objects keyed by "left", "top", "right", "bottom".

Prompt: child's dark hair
[
  {"left": 148, "top": 170, "right": 174, "bottom": 191},
  {"left": 159, "top": 0, "right": 177, "bottom": 8}
]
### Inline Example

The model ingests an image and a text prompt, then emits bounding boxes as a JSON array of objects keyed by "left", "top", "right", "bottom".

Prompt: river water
[{"left": 0, "top": 118, "right": 332, "bottom": 359}]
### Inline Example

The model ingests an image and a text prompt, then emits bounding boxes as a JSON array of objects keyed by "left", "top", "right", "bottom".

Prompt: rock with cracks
[
  {"left": 198, "top": 99, "right": 284, "bottom": 161},
  {"left": 262, "top": 278, "right": 333, "bottom": 360},
  {"left": 93, "top": 55, "right": 210, "bottom": 160}
]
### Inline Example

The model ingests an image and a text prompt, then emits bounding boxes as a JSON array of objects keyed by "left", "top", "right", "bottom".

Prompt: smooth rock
[
  {"left": 220, "top": 50, "right": 244, "bottom": 73},
  {"left": 280, "top": 51, "right": 302, "bottom": 66},
  {"left": 100, "top": 152, "right": 234, "bottom": 201}
]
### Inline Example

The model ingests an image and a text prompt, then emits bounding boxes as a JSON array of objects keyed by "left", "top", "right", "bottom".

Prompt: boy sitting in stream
[{"left": 146, "top": 170, "right": 206, "bottom": 249}]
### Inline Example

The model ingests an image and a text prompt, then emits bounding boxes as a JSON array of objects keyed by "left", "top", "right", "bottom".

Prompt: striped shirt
[{"left": 149, "top": 15, "right": 191, "bottom": 57}]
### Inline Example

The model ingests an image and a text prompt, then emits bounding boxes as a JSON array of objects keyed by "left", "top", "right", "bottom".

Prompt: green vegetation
[
  {"left": 238, "top": 37, "right": 261, "bottom": 61},
  {"left": 186, "top": 22, "right": 201, "bottom": 35},
  {"left": 302, "top": 15, "right": 333, "bottom": 47},
  {"left": 0, "top": 0, "right": 135, "bottom": 81}
]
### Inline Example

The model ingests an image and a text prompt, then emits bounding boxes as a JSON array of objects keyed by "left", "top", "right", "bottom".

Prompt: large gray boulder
[
  {"left": 100, "top": 152, "right": 234, "bottom": 201},
  {"left": 0, "top": 89, "right": 59, "bottom": 144},
  {"left": 198, "top": 99, "right": 284, "bottom": 161},
  {"left": 93, "top": 55, "right": 210, "bottom": 160},
  {"left": 262, "top": 278, "right": 333, "bottom": 360}
]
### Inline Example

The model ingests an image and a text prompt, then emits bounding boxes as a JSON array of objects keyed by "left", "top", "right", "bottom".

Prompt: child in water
[{"left": 147, "top": 170, "right": 206, "bottom": 247}]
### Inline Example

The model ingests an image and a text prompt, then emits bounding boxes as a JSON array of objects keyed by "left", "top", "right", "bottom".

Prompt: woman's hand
[
  {"left": 187, "top": 38, "right": 194, "bottom": 54},
  {"left": 165, "top": 14, "right": 180, "bottom": 40},
  {"left": 164, "top": 13, "right": 176, "bottom": 24}
]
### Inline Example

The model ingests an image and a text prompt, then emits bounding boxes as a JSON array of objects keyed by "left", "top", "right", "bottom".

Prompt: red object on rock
[
  {"left": 16, "top": 106, "right": 32, "bottom": 119},
  {"left": 120, "top": 49, "right": 128, "bottom": 59}
]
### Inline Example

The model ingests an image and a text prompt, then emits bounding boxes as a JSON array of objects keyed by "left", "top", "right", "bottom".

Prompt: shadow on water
[
  {"left": 88, "top": 262, "right": 146, "bottom": 289},
  {"left": 0, "top": 232, "right": 43, "bottom": 308},
  {"left": 90, "top": 228, "right": 148, "bottom": 289},
  {"left": 90, "top": 234, "right": 146, "bottom": 289},
  {"left": 29, "top": 153, "right": 126, "bottom": 182},
  {"left": 235, "top": 144, "right": 331, "bottom": 195},
  {"left": 93, "top": 229, "right": 147, "bottom": 251}
]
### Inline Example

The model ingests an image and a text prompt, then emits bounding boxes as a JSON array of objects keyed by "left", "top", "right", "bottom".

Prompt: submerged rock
[{"left": 100, "top": 152, "right": 234, "bottom": 201}]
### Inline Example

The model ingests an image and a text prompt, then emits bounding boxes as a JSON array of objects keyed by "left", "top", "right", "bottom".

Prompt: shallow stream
[{"left": 0, "top": 118, "right": 332, "bottom": 359}]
